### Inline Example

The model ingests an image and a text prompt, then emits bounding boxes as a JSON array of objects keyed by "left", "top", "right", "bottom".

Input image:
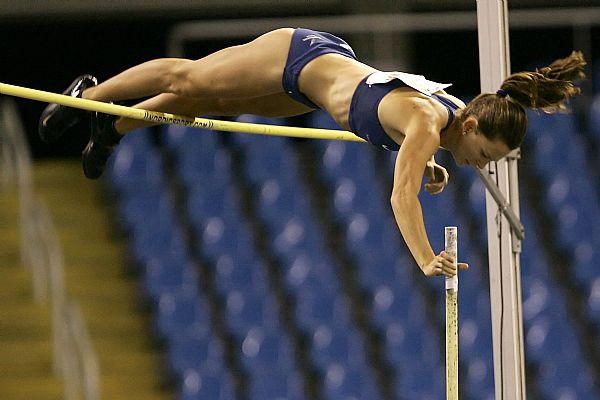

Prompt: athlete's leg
[
  {"left": 114, "top": 92, "right": 314, "bottom": 135},
  {"left": 83, "top": 28, "right": 295, "bottom": 103}
]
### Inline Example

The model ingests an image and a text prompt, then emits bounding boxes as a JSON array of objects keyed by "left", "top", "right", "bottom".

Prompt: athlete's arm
[{"left": 389, "top": 108, "right": 458, "bottom": 276}]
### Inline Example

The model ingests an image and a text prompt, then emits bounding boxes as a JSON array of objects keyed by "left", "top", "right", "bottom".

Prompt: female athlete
[{"left": 38, "top": 27, "right": 586, "bottom": 278}]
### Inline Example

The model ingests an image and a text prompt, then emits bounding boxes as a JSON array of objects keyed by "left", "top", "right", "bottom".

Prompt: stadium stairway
[
  {"left": 0, "top": 190, "right": 63, "bottom": 400},
  {"left": 32, "top": 159, "right": 171, "bottom": 400}
]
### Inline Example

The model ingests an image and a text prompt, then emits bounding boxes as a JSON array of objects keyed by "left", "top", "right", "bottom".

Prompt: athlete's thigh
[
  {"left": 182, "top": 28, "right": 295, "bottom": 99},
  {"left": 215, "top": 93, "right": 314, "bottom": 117}
]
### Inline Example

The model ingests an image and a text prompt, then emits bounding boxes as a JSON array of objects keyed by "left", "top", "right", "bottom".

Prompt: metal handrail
[
  {"left": 67, "top": 302, "right": 100, "bottom": 400},
  {"left": 166, "top": 7, "right": 600, "bottom": 56},
  {"left": 0, "top": 99, "right": 100, "bottom": 400},
  {"left": 0, "top": 100, "right": 45, "bottom": 301}
]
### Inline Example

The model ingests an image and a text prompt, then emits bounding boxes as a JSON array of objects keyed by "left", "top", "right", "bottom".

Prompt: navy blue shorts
[{"left": 282, "top": 28, "right": 357, "bottom": 109}]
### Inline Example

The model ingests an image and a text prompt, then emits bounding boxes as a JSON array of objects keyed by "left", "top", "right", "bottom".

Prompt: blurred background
[{"left": 1, "top": 1, "right": 600, "bottom": 399}]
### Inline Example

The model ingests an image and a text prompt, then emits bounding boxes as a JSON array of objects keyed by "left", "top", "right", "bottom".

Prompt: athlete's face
[{"left": 453, "top": 117, "right": 511, "bottom": 168}]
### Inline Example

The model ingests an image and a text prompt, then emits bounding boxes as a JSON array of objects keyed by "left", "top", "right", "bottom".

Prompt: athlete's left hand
[{"left": 425, "top": 160, "right": 449, "bottom": 195}]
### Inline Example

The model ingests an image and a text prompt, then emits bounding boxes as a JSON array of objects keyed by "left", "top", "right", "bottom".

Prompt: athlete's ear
[{"left": 462, "top": 116, "right": 479, "bottom": 135}]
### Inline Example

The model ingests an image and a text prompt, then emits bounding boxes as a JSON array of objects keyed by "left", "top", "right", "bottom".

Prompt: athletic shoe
[
  {"left": 38, "top": 74, "right": 98, "bottom": 144},
  {"left": 82, "top": 111, "right": 123, "bottom": 180}
]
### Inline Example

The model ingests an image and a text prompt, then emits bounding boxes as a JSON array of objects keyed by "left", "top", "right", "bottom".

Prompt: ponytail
[{"left": 500, "top": 50, "right": 587, "bottom": 113}]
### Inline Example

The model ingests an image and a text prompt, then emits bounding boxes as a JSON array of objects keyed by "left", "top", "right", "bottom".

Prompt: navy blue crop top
[{"left": 348, "top": 75, "right": 460, "bottom": 151}]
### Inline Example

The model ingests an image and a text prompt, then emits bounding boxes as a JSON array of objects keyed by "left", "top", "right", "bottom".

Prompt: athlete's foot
[
  {"left": 38, "top": 74, "right": 98, "bottom": 144},
  {"left": 82, "top": 111, "right": 123, "bottom": 179}
]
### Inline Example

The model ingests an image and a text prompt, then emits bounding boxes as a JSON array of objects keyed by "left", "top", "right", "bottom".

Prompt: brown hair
[{"left": 459, "top": 50, "right": 587, "bottom": 150}]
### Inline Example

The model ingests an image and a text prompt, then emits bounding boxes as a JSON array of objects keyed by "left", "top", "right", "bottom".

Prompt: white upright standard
[{"left": 476, "top": 1, "right": 527, "bottom": 399}]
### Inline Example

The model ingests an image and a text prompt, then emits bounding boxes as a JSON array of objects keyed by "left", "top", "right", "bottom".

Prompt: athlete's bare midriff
[{"left": 298, "top": 54, "right": 377, "bottom": 129}]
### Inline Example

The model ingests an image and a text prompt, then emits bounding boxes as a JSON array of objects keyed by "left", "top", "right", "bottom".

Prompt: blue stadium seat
[
  {"left": 282, "top": 251, "right": 339, "bottom": 295},
  {"left": 168, "top": 329, "right": 225, "bottom": 378},
  {"left": 130, "top": 220, "right": 187, "bottom": 265},
  {"left": 198, "top": 215, "right": 255, "bottom": 262},
  {"left": 256, "top": 179, "right": 311, "bottom": 224},
  {"left": 459, "top": 315, "right": 490, "bottom": 356},
  {"left": 355, "top": 247, "right": 411, "bottom": 294},
  {"left": 178, "top": 366, "right": 236, "bottom": 400},
  {"left": 383, "top": 318, "right": 439, "bottom": 369},
  {"left": 294, "top": 288, "right": 351, "bottom": 333},
  {"left": 186, "top": 179, "right": 237, "bottom": 226},
  {"left": 309, "top": 326, "right": 367, "bottom": 369},
  {"left": 463, "top": 356, "right": 495, "bottom": 400},
  {"left": 106, "top": 129, "right": 165, "bottom": 194},
  {"left": 394, "top": 360, "right": 444, "bottom": 400},
  {"left": 213, "top": 252, "right": 269, "bottom": 296},
  {"left": 164, "top": 124, "right": 217, "bottom": 150},
  {"left": 306, "top": 110, "right": 344, "bottom": 131},
  {"left": 224, "top": 289, "right": 281, "bottom": 339},
  {"left": 247, "top": 367, "right": 306, "bottom": 400},
  {"left": 143, "top": 255, "right": 199, "bottom": 300},
  {"left": 118, "top": 189, "right": 175, "bottom": 232},
  {"left": 345, "top": 214, "right": 401, "bottom": 262},
  {"left": 587, "top": 277, "right": 600, "bottom": 328},
  {"left": 527, "top": 111, "right": 600, "bottom": 258},
  {"left": 543, "top": 172, "right": 600, "bottom": 250},
  {"left": 519, "top": 207, "right": 552, "bottom": 281},
  {"left": 537, "top": 352, "right": 599, "bottom": 399},
  {"left": 317, "top": 140, "right": 374, "bottom": 185},
  {"left": 588, "top": 94, "right": 600, "bottom": 141},
  {"left": 239, "top": 327, "right": 296, "bottom": 371},
  {"left": 156, "top": 293, "right": 211, "bottom": 339},
  {"left": 270, "top": 216, "right": 327, "bottom": 265},
  {"left": 178, "top": 142, "right": 230, "bottom": 188},
  {"left": 241, "top": 137, "right": 298, "bottom": 184},
  {"left": 523, "top": 280, "right": 581, "bottom": 365},
  {"left": 371, "top": 281, "right": 427, "bottom": 334},
  {"left": 323, "top": 363, "right": 382, "bottom": 400}
]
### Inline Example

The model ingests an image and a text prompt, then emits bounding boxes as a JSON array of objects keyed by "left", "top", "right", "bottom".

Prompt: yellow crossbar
[{"left": 0, "top": 82, "right": 367, "bottom": 143}]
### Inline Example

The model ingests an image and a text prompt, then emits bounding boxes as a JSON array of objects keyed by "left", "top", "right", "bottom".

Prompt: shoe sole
[{"left": 38, "top": 74, "right": 97, "bottom": 144}]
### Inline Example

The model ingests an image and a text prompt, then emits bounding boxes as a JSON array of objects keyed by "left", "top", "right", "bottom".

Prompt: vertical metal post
[{"left": 476, "top": 1, "right": 527, "bottom": 399}]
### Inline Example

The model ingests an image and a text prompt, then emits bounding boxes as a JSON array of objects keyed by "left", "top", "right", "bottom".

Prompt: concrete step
[
  {"left": 108, "top": 393, "right": 172, "bottom": 400},
  {"left": 0, "top": 354, "right": 53, "bottom": 378},
  {"left": 0, "top": 265, "right": 32, "bottom": 285},
  {"left": 0, "top": 375, "right": 63, "bottom": 400},
  {"left": 101, "top": 372, "right": 165, "bottom": 392},
  {"left": 0, "top": 268, "right": 33, "bottom": 300},
  {"left": 22, "top": 161, "right": 171, "bottom": 400},
  {"left": 0, "top": 301, "right": 50, "bottom": 325},
  {"left": 98, "top": 350, "right": 163, "bottom": 376},
  {"left": 0, "top": 339, "right": 54, "bottom": 377},
  {"left": 86, "top": 313, "right": 152, "bottom": 339},
  {"left": 64, "top": 263, "right": 131, "bottom": 283},
  {"left": 66, "top": 278, "right": 142, "bottom": 304},
  {"left": 0, "top": 227, "right": 19, "bottom": 244},
  {"left": 93, "top": 335, "right": 157, "bottom": 354}
]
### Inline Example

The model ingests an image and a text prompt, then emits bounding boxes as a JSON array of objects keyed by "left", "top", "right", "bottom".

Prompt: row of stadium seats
[
  {"left": 451, "top": 110, "right": 600, "bottom": 398},
  {"left": 165, "top": 123, "right": 389, "bottom": 399},
  {"left": 306, "top": 111, "right": 495, "bottom": 399},
  {"left": 525, "top": 109, "right": 600, "bottom": 333},
  {"left": 105, "top": 132, "right": 238, "bottom": 400},
  {"left": 103, "top": 97, "right": 599, "bottom": 398}
]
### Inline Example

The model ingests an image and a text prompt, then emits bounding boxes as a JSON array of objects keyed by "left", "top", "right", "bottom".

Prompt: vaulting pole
[{"left": 0, "top": 82, "right": 365, "bottom": 143}]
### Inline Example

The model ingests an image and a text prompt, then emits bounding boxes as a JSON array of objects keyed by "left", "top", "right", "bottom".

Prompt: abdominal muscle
[{"left": 297, "top": 54, "right": 377, "bottom": 130}]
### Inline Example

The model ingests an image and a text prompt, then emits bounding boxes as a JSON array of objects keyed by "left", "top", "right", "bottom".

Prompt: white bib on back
[{"left": 366, "top": 71, "right": 453, "bottom": 96}]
